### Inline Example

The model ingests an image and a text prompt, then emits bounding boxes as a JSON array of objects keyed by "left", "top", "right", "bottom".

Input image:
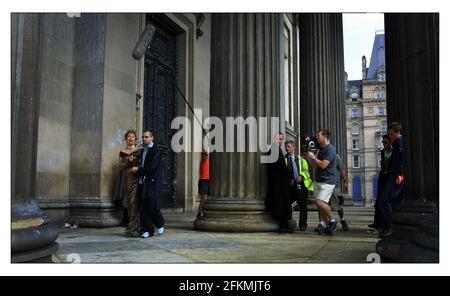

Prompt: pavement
[{"left": 53, "top": 207, "right": 379, "bottom": 263}]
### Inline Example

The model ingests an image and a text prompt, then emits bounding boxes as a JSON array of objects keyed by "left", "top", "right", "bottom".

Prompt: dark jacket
[
  {"left": 136, "top": 143, "right": 162, "bottom": 200},
  {"left": 377, "top": 148, "right": 390, "bottom": 199},
  {"left": 265, "top": 147, "right": 291, "bottom": 219},
  {"left": 388, "top": 137, "right": 404, "bottom": 176}
]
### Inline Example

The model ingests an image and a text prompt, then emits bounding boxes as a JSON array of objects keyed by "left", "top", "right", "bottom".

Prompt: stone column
[
  {"left": 194, "top": 14, "right": 283, "bottom": 232},
  {"left": 298, "top": 14, "right": 347, "bottom": 160},
  {"left": 69, "top": 14, "right": 139, "bottom": 227},
  {"left": 11, "top": 14, "right": 59, "bottom": 262},
  {"left": 376, "top": 13, "right": 439, "bottom": 262}
]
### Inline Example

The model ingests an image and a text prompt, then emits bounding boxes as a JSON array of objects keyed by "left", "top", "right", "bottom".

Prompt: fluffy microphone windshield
[{"left": 132, "top": 24, "right": 156, "bottom": 60}]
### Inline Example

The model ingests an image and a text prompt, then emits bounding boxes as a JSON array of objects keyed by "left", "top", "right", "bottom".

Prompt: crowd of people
[
  {"left": 265, "top": 129, "right": 347, "bottom": 235},
  {"left": 115, "top": 121, "right": 403, "bottom": 239},
  {"left": 265, "top": 122, "right": 404, "bottom": 238}
]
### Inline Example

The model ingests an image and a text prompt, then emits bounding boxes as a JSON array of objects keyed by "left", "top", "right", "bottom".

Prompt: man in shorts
[{"left": 305, "top": 129, "right": 338, "bottom": 235}]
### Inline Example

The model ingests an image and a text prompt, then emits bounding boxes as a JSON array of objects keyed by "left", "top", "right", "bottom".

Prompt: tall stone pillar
[
  {"left": 376, "top": 13, "right": 439, "bottom": 262},
  {"left": 69, "top": 14, "right": 139, "bottom": 227},
  {"left": 11, "top": 14, "right": 59, "bottom": 262},
  {"left": 298, "top": 14, "right": 347, "bottom": 160},
  {"left": 194, "top": 14, "right": 283, "bottom": 232}
]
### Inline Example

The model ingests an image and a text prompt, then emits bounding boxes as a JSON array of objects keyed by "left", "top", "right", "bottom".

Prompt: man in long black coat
[
  {"left": 265, "top": 132, "right": 293, "bottom": 233},
  {"left": 130, "top": 130, "right": 165, "bottom": 238}
]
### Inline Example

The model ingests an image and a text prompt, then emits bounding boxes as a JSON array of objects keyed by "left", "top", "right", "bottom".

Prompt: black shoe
[
  {"left": 317, "top": 226, "right": 329, "bottom": 235},
  {"left": 379, "top": 229, "right": 392, "bottom": 239},
  {"left": 196, "top": 212, "right": 202, "bottom": 219},
  {"left": 325, "top": 221, "right": 338, "bottom": 235},
  {"left": 314, "top": 224, "right": 325, "bottom": 233},
  {"left": 368, "top": 223, "right": 377, "bottom": 229},
  {"left": 299, "top": 225, "right": 307, "bottom": 232},
  {"left": 341, "top": 220, "right": 349, "bottom": 231}
]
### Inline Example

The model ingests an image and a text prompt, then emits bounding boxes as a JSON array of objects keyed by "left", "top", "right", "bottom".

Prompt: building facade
[
  {"left": 12, "top": 13, "right": 438, "bottom": 263},
  {"left": 12, "top": 13, "right": 348, "bottom": 260},
  {"left": 346, "top": 31, "right": 387, "bottom": 206}
]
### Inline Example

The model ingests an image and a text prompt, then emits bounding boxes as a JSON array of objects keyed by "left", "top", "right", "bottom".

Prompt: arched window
[
  {"left": 351, "top": 123, "right": 360, "bottom": 135},
  {"left": 352, "top": 176, "right": 362, "bottom": 200}
]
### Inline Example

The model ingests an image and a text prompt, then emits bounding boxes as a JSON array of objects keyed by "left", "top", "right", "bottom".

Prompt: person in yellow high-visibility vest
[{"left": 285, "top": 140, "right": 314, "bottom": 231}]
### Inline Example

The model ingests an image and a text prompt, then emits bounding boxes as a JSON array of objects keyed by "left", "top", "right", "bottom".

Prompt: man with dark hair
[
  {"left": 378, "top": 122, "right": 404, "bottom": 238},
  {"left": 305, "top": 129, "right": 338, "bottom": 235},
  {"left": 285, "top": 140, "right": 314, "bottom": 231},
  {"left": 130, "top": 130, "right": 165, "bottom": 238}
]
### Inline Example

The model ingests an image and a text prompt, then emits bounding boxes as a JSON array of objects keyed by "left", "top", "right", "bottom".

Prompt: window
[
  {"left": 378, "top": 106, "right": 386, "bottom": 116},
  {"left": 351, "top": 91, "right": 358, "bottom": 100},
  {"left": 351, "top": 123, "right": 360, "bottom": 135},
  {"left": 351, "top": 109, "right": 359, "bottom": 118},
  {"left": 380, "top": 87, "right": 386, "bottom": 98},
  {"left": 378, "top": 72, "right": 386, "bottom": 82},
  {"left": 374, "top": 87, "right": 380, "bottom": 99},
  {"left": 353, "top": 155, "right": 360, "bottom": 168},
  {"left": 352, "top": 139, "right": 360, "bottom": 150},
  {"left": 380, "top": 121, "right": 387, "bottom": 133}
]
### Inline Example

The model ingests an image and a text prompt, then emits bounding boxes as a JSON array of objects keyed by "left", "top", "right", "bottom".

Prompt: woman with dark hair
[{"left": 115, "top": 130, "right": 143, "bottom": 237}]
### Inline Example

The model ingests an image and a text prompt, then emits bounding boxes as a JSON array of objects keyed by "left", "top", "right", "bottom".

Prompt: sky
[{"left": 343, "top": 13, "right": 385, "bottom": 81}]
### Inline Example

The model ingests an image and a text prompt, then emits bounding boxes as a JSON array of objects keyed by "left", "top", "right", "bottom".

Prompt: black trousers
[
  {"left": 374, "top": 173, "right": 388, "bottom": 229},
  {"left": 289, "top": 186, "right": 309, "bottom": 227},
  {"left": 137, "top": 184, "right": 165, "bottom": 234}
]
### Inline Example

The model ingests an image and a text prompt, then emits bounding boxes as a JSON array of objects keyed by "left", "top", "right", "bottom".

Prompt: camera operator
[
  {"left": 305, "top": 129, "right": 338, "bottom": 235},
  {"left": 285, "top": 140, "right": 314, "bottom": 231}
]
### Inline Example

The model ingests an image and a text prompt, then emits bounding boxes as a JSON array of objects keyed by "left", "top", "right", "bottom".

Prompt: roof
[{"left": 366, "top": 32, "right": 385, "bottom": 79}]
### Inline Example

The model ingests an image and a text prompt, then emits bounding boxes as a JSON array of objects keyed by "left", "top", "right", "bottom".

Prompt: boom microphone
[{"left": 132, "top": 24, "right": 156, "bottom": 60}]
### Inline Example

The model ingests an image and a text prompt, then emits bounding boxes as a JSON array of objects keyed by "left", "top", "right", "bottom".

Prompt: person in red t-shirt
[{"left": 197, "top": 151, "right": 210, "bottom": 218}]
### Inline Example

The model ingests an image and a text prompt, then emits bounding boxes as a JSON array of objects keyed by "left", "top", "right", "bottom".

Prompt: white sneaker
[
  {"left": 157, "top": 227, "right": 164, "bottom": 235},
  {"left": 141, "top": 232, "right": 151, "bottom": 238}
]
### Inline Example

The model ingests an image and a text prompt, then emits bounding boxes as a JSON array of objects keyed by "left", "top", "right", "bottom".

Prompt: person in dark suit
[
  {"left": 265, "top": 132, "right": 293, "bottom": 233},
  {"left": 378, "top": 122, "right": 404, "bottom": 238},
  {"left": 285, "top": 140, "right": 314, "bottom": 232},
  {"left": 130, "top": 130, "right": 165, "bottom": 238}
]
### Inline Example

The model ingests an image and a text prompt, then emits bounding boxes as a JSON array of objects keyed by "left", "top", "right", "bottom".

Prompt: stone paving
[{"left": 54, "top": 207, "right": 379, "bottom": 263}]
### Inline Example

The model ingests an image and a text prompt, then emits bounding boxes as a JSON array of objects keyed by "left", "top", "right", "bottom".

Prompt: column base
[
  {"left": 376, "top": 203, "right": 438, "bottom": 263},
  {"left": 11, "top": 223, "right": 59, "bottom": 263},
  {"left": 194, "top": 197, "right": 280, "bottom": 232},
  {"left": 69, "top": 198, "right": 123, "bottom": 228}
]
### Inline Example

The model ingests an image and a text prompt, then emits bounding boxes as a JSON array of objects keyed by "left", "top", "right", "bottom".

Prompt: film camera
[{"left": 301, "top": 135, "right": 319, "bottom": 155}]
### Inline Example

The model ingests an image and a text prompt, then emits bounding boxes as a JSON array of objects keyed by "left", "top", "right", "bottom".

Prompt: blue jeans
[{"left": 379, "top": 175, "right": 404, "bottom": 231}]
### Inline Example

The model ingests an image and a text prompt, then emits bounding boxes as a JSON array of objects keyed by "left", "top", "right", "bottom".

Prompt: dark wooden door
[{"left": 143, "top": 16, "right": 177, "bottom": 208}]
